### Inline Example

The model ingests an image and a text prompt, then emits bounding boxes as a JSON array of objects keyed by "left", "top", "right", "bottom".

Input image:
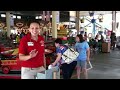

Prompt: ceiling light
[
  {"left": 1, "top": 14, "right": 6, "bottom": 17},
  {"left": 39, "top": 16, "right": 42, "bottom": 19},
  {"left": 50, "top": 15, "right": 52, "bottom": 18},
  {"left": 12, "top": 15, "right": 16, "bottom": 18},
  {"left": 17, "top": 16, "right": 21, "bottom": 19},
  {"left": 35, "top": 16, "right": 39, "bottom": 19}
]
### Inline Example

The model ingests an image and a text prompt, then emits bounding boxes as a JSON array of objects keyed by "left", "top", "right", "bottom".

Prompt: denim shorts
[{"left": 77, "top": 60, "right": 86, "bottom": 69}]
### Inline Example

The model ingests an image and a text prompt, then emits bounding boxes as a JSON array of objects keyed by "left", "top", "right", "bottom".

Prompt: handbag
[{"left": 62, "top": 47, "right": 79, "bottom": 64}]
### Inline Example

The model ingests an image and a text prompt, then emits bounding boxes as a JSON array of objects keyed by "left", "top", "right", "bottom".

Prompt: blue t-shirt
[
  {"left": 75, "top": 41, "right": 89, "bottom": 61},
  {"left": 56, "top": 45, "right": 68, "bottom": 64}
]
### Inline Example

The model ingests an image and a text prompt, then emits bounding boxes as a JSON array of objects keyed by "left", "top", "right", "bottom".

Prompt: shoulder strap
[{"left": 60, "top": 45, "right": 68, "bottom": 55}]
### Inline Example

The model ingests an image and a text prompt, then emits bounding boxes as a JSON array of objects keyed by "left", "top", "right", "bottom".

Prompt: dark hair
[
  {"left": 54, "top": 38, "right": 62, "bottom": 44},
  {"left": 28, "top": 20, "right": 40, "bottom": 27},
  {"left": 77, "top": 34, "right": 85, "bottom": 43}
]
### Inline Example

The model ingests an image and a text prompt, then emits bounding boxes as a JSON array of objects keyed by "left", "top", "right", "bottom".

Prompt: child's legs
[
  {"left": 81, "top": 61, "right": 88, "bottom": 79},
  {"left": 76, "top": 60, "right": 81, "bottom": 79}
]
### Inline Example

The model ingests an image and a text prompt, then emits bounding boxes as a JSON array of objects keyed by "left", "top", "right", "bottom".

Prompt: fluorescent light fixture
[
  {"left": 35, "top": 16, "right": 39, "bottom": 19},
  {"left": 1, "top": 14, "right": 6, "bottom": 17},
  {"left": 17, "top": 16, "right": 21, "bottom": 19},
  {"left": 50, "top": 15, "right": 52, "bottom": 18},
  {"left": 13, "top": 15, "right": 16, "bottom": 18},
  {"left": 70, "top": 11, "right": 76, "bottom": 17},
  {"left": 39, "top": 16, "right": 42, "bottom": 19}
]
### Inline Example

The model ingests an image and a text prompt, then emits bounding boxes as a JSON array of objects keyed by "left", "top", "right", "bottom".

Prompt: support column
[
  {"left": 112, "top": 11, "right": 116, "bottom": 33},
  {"left": 6, "top": 12, "right": 11, "bottom": 37},
  {"left": 76, "top": 11, "right": 80, "bottom": 34},
  {"left": 52, "top": 11, "right": 57, "bottom": 38}
]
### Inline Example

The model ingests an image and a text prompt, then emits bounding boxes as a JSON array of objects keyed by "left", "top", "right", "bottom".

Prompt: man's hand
[{"left": 29, "top": 49, "right": 38, "bottom": 59}]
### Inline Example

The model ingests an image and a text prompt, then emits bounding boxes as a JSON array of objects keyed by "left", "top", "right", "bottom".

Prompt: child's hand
[{"left": 51, "top": 62, "right": 56, "bottom": 67}]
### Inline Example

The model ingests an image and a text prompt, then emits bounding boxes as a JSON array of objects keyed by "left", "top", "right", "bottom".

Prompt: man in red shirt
[{"left": 19, "top": 21, "right": 45, "bottom": 79}]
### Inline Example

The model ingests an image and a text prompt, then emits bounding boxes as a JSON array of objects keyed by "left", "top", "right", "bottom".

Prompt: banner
[
  {"left": 46, "top": 11, "right": 50, "bottom": 21},
  {"left": 10, "top": 15, "right": 14, "bottom": 26},
  {"left": 56, "top": 11, "right": 59, "bottom": 23},
  {"left": 42, "top": 11, "right": 45, "bottom": 21}
]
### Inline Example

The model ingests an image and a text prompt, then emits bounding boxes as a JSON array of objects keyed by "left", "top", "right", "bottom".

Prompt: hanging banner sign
[
  {"left": 56, "top": 11, "right": 59, "bottom": 23},
  {"left": 46, "top": 11, "right": 50, "bottom": 21},
  {"left": 10, "top": 15, "right": 14, "bottom": 26},
  {"left": 42, "top": 11, "right": 45, "bottom": 21}
]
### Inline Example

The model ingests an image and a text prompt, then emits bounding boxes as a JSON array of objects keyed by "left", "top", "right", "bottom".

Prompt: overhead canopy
[
  {"left": 80, "top": 11, "right": 112, "bottom": 16},
  {"left": 70, "top": 11, "right": 120, "bottom": 17}
]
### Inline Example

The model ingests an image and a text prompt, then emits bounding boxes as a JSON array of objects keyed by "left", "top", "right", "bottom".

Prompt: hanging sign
[
  {"left": 98, "top": 14, "right": 103, "bottom": 22},
  {"left": 0, "top": 23, "right": 5, "bottom": 28},
  {"left": 56, "top": 11, "right": 59, "bottom": 23},
  {"left": 42, "top": 11, "right": 45, "bottom": 21},
  {"left": 10, "top": 15, "right": 14, "bottom": 26},
  {"left": 16, "top": 22, "right": 24, "bottom": 27},
  {"left": 89, "top": 11, "right": 94, "bottom": 17},
  {"left": 46, "top": 11, "right": 50, "bottom": 21}
]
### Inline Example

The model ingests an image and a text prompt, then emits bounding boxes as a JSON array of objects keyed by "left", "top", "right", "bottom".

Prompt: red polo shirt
[{"left": 19, "top": 33, "right": 45, "bottom": 68}]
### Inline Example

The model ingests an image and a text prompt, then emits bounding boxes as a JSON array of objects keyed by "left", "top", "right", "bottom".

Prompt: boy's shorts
[{"left": 77, "top": 60, "right": 86, "bottom": 69}]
